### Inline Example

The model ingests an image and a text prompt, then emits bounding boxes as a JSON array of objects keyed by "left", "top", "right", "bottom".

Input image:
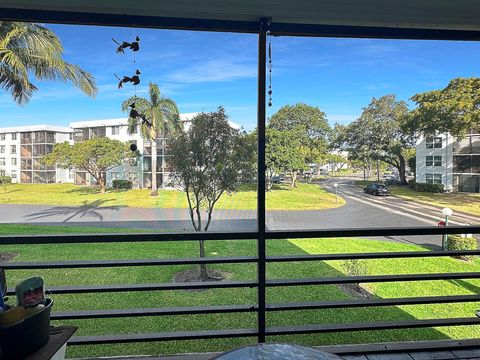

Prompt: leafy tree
[
  {"left": 326, "top": 153, "right": 348, "bottom": 173},
  {"left": 266, "top": 127, "right": 306, "bottom": 189},
  {"left": 0, "top": 21, "right": 97, "bottom": 104},
  {"left": 334, "top": 95, "right": 412, "bottom": 184},
  {"left": 43, "top": 138, "right": 133, "bottom": 193},
  {"left": 269, "top": 103, "right": 330, "bottom": 167},
  {"left": 409, "top": 77, "right": 480, "bottom": 137},
  {"left": 408, "top": 155, "right": 416, "bottom": 180},
  {"left": 169, "top": 107, "right": 254, "bottom": 281},
  {"left": 122, "top": 83, "right": 180, "bottom": 195}
]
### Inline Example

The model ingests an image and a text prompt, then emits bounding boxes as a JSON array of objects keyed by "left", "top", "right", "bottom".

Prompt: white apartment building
[
  {"left": 0, "top": 125, "right": 72, "bottom": 184},
  {"left": 416, "top": 131, "right": 480, "bottom": 193},
  {"left": 0, "top": 115, "right": 195, "bottom": 188}
]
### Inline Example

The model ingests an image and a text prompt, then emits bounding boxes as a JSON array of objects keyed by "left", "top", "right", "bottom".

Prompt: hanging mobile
[
  {"left": 267, "top": 32, "right": 273, "bottom": 107},
  {"left": 112, "top": 36, "right": 140, "bottom": 53}
]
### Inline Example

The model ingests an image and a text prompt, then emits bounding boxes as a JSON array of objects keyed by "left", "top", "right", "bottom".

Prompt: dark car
[
  {"left": 272, "top": 176, "right": 281, "bottom": 184},
  {"left": 364, "top": 183, "right": 390, "bottom": 196}
]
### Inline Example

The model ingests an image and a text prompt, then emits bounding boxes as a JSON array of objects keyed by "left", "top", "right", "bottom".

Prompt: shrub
[
  {"left": 112, "top": 179, "right": 132, "bottom": 190},
  {"left": 447, "top": 235, "right": 477, "bottom": 261},
  {"left": 343, "top": 259, "right": 369, "bottom": 277},
  {"left": 414, "top": 182, "right": 444, "bottom": 193},
  {"left": 0, "top": 176, "right": 12, "bottom": 184},
  {"left": 408, "top": 179, "right": 415, "bottom": 189}
]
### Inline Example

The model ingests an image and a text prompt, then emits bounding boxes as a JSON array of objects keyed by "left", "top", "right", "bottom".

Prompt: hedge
[
  {"left": 447, "top": 235, "right": 477, "bottom": 261},
  {"left": 112, "top": 179, "right": 132, "bottom": 190},
  {"left": 0, "top": 176, "right": 12, "bottom": 184},
  {"left": 414, "top": 182, "right": 444, "bottom": 193}
]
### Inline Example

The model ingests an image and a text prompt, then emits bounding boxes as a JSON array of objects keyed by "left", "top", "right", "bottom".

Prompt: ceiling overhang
[{"left": 1, "top": 0, "right": 480, "bottom": 39}]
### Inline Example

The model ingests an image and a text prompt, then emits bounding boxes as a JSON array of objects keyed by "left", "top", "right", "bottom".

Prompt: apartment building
[
  {"left": 0, "top": 115, "right": 195, "bottom": 188},
  {"left": 0, "top": 125, "right": 72, "bottom": 184},
  {"left": 416, "top": 131, "right": 480, "bottom": 193}
]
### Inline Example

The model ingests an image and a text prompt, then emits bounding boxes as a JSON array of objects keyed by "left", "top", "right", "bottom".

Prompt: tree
[
  {"left": 334, "top": 95, "right": 412, "bottom": 184},
  {"left": 122, "top": 83, "right": 180, "bottom": 196},
  {"left": 0, "top": 21, "right": 97, "bottom": 105},
  {"left": 409, "top": 78, "right": 480, "bottom": 137},
  {"left": 43, "top": 138, "right": 133, "bottom": 193},
  {"left": 169, "top": 107, "right": 254, "bottom": 281},
  {"left": 266, "top": 127, "right": 306, "bottom": 189},
  {"left": 326, "top": 153, "right": 348, "bottom": 173},
  {"left": 269, "top": 103, "right": 331, "bottom": 174}
]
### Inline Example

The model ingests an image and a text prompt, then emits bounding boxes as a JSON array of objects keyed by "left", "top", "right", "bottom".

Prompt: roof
[
  {"left": 0, "top": 124, "right": 72, "bottom": 133},
  {"left": 71, "top": 114, "right": 197, "bottom": 129},
  {"left": 2, "top": 1, "right": 480, "bottom": 39}
]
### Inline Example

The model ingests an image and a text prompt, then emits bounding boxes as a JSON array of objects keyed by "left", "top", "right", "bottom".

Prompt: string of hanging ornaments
[
  {"left": 268, "top": 31, "right": 273, "bottom": 107},
  {"left": 113, "top": 33, "right": 150, "bottom": 151}
]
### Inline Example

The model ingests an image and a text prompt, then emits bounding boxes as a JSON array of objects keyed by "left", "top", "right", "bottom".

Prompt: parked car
[
  {"left": 385, "top": 177, "right": 401, "bottom": 186},
  {"left": 364, "top": 183, "right": 390, "bottom": 196},
  {"left": 272, "top": 176, "right": 281, "bottom": 184}
]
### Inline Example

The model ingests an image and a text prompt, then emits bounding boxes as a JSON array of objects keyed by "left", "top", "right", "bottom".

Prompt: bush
[
  {"left": 408, "top": 179, "right": 415, "bottom": 189},
  {"left": 112, "top": 179, "right": 132, "bottom": 190},
  {"left": 447, "top": 235, "right": 477, "bottom": 261},
  {"left": 343, "top": 259, "right": 369, "bottom": 277},
  {"left": 414, "top": 182, "right": 444, "bottom": 193},
  {"left": 0, "top": 176, "right": 12, "bottom": 184}
]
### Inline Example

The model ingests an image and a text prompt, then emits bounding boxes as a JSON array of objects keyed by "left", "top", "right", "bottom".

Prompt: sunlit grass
[
  {"left": 0, "top": 182, "right": 344, "bottom": 210},
  {"left": 1, "top": 231, "right": 479, "bottom": 358}
]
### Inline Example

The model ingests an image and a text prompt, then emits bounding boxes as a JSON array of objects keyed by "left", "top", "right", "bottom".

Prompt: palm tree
[
  {"left": 0, "top": 21, "right": 97, "bottom": 104},
  {"left": 122, "top": 83, "right": 180, "bottom": 196}
]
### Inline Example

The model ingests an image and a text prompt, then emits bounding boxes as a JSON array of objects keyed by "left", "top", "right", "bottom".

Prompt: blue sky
[{"left": 1, "top": 23, "right": 480, "bottom": 130}]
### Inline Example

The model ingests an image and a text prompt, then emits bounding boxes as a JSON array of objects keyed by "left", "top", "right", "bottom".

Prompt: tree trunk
[
  {"left": 161, "top": 137, "right": 166, "bottom": 189},
  {"left": 376, "top": 159, "right": 380, "bottom": 182},
  {"left": 363, "top": 167, "right": 366, "bottom": 181},
  {"left": 291, "top": 171, "right": 297, "bottom": 188},
  {"left": 151, "top": 139, "right": 158, "bottom": 196},
  {"left": 198, "top": 239, "right": 208, "bottom": 281},
  {"left": 398, "top": 155, "right": 407, "bottom": 185}
]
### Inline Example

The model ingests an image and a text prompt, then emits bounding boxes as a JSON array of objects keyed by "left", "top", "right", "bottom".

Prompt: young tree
[
  {"left": 0, "top": 21, "right": 97, "bottom": 104},
  {"left": 409, "top": 77, "right": 480, "bottom": 137},
  {"left": 122, "top": 83, "right": 180, "bottom": 195},
  {"left": 43, "top": 138, "right": 133, "bottom": 193},
  {"left": 266, "top": 127, "right": 307, "bottom": 189},
  {"left": 169, "top": 107, "right": 254, "bottom": 281}
]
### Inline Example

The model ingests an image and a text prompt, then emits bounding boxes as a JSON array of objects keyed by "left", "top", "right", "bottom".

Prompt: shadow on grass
[
  {"left": 448, "top": 279, "right": 480, "bottom": 295},
  {"left": 24, "top": 199, "right": 126, "bottom": 222}
]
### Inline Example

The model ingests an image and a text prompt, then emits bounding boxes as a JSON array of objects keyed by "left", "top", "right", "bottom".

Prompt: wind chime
[
  {"left": 113, "top": 34, "right": 151, "bottom": 151},
  {"left": 267, "top": 31, "right": 273, "bottom": 107}
]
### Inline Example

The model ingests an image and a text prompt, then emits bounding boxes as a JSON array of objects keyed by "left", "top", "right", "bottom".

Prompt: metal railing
[{"left": 2, "top": 225, "right": 480, "bottom": 349}]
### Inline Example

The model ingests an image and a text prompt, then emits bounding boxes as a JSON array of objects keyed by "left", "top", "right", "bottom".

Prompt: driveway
[{"left": 0, "top": 178, "right": 477, "bottom": 248}]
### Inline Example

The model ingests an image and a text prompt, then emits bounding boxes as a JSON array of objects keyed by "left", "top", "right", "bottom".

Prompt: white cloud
[{"left": 167, "top": 58, "right": 256, "bottom": 84}]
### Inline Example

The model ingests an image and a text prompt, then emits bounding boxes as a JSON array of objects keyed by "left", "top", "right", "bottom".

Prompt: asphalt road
[{"left": 0, "top": 178, "right": 477, "bottom": 248}]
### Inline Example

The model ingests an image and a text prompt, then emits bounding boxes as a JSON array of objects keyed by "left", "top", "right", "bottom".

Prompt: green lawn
[
  {"left": 0, "top": 182, "right": 344, "bottom": 211},
  {"left": 1, "top": 226, "right": 479, "bottom": 358},
  {"left": 356, "top": 181, "right": 480, "bottom": 217}
]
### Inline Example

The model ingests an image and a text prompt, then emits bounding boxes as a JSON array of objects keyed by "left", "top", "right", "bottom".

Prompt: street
[{"left": 0, "top": 177, "right": 477, "bottom": 249}]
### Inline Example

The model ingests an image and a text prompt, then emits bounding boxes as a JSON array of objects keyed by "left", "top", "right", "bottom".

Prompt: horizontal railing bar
[
  {"left": 267, "top": 250, "right": 480, "bottom": 262},
  {"left": 267, "top": 294, "right": 480, "bottom": 311},
  {"left": 266, "top": 272, "right": 480, "bottom": 287},
  {"left": 0, "top": 226, "right": 479, "bottom": 245},
  {"left": 266, "top": 317, "right": 480, "bottom": 336},
  {"left": 52, "top": 304, "right": 258, "bottom": 320},
  {"left": 2, "top": 256, "right": 259, "bottom": 269},
  {"left": 0, "top": 231, "right": 258, "bottom": 244},
  {"left": 5, "top": 280, "right": 257, "bottom": 295},
  {"left": 68, "top": 328, "right": 258, "bottom": 345},
  {"left": 267, "top": 226, "right": 480, "bottom": 239}
]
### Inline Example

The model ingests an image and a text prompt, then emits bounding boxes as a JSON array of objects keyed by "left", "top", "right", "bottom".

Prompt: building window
[
  {"left": 10, "top": 145, "right": 16, "bottom": 154},
  {"left": 11, "top": 133, "right": 17, "bottom": 140},
  {"left": 0, "top": 146, "right": 4, "bottom": 154},
  {"left": 426, "top": 173, "right": 442, "bottom": 184},
  {"left": 0, "top": 158, "right": 5, "bottom": 166},
  {"left": 111, "top": 172, "right": 120, "bottom": 179},
  {"left": 69, "top": 133, "right": 74, "bottom": 141},
  {"left": 426, "top": 156, "right": 442, "bottom": 166},
  {"left": 426, "top": 137, "right": 442, "bottom": 149},
  {"left": 11, "top": 170, "right": 17, "bottom": 179},
  {"left": 111, "top": 126, "right": 120, "bottom": 135},
  {"left": 0, "top": 134, "right": 5, "bottom": 141},
  {"left": 11, "top": 158, "right": 17, "bottom": 166}
]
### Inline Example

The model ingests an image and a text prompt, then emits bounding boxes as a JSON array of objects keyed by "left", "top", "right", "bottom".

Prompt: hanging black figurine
[
  {"left": 115, "top": 70, "right": 141, "bottom": 89},
  {"left": 112, "top": 36, "right": 140, "bottom": 53},
  {"left": 267, "top": 34, "right": 273, "bottom": 107},
  {"left": 128, "top": 102, "right": 151, "bottom": 127}
]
